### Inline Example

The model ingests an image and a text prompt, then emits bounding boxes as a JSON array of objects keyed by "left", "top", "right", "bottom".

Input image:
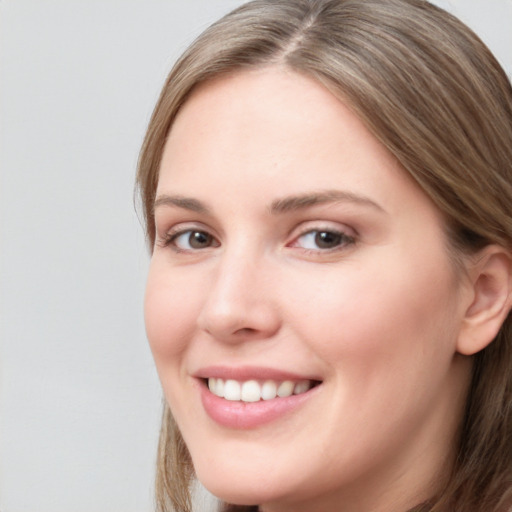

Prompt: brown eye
[
  {"left": 189, "top": 231, "right": 213, "bottom": 248},
  {"left": 172, "top": 230, "right": 218, "bottom": 250},
  {"left": 294, "top": 229, "right": 354, "bottom": 251},
  {"left": 315, "top": 231, "right": 343, "bottom": 249}
]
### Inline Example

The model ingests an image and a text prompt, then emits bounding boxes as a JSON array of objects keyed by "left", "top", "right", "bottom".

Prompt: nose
[{"left": 197, "top": 252, "right": 281, "bottom": 343}]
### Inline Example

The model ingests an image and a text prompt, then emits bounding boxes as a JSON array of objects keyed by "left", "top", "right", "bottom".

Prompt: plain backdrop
[{"left": 0, "top": 1, "right": 511, "bottom": 512}]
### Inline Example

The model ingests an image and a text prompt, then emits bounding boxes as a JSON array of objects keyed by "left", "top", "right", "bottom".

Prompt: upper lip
[{"left": 193, "top": 365, "right": 322, "bottom": 382}]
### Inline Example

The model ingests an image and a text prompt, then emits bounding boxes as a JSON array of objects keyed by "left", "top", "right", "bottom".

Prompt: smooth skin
[{"left": 145, "top": 68, "right": 511, "bottom": 512}]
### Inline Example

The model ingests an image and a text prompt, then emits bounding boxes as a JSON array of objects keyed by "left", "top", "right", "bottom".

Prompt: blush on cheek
[
  {"left": 144, "top": 285, "right": 192, "bottom": 357},
  {"left": 297, "top": 264, "right": 446, "bottom": 365}
]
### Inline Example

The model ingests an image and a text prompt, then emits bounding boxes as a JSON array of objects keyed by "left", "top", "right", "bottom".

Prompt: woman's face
[{"left": 145, "top": 68, "right": 472, "bottom": 511}]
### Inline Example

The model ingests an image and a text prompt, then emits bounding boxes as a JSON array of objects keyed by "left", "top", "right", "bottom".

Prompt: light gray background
[{"left": 1, "top": 1, "right": 510, "bottom": 512}]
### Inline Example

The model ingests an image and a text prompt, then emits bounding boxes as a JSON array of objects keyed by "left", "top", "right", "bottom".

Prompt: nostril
[
  {"left": 235, "top": 327, "right": 258, "bottom": 335},
  {"left": 198, "top": 295, "right": 281, "bottom": 342}
]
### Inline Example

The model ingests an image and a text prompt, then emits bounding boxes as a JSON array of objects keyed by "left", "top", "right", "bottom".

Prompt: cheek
[
  {"left": 144, "top": 262, "right": 199, "bottom": 361},
  {"left": 285, "top": 253, "right": 460, "bottom": 375}
]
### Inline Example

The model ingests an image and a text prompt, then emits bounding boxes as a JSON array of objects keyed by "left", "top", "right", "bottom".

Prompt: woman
[{"left": 137, "top": 0, "right": 512, "bottom": 510}]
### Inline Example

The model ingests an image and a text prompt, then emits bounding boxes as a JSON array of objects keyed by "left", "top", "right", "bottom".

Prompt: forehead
[
  {"left": 170, "top": 68, "right": 371, "bottom": 143},
  {"left": 157, "top": 67, "right": 436, "bottom": 222},
  {"left": 163, "top": 69, "right": 392, "bottom": 173}
]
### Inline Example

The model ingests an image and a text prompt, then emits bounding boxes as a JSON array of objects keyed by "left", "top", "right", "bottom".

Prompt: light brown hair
[{"left": 137, "top": 1, "right": 512, "bottom": 510}]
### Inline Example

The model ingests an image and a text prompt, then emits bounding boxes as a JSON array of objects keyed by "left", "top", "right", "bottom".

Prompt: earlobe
[{"left": 457, "top": 246, "right": 512, "bottom": 356}]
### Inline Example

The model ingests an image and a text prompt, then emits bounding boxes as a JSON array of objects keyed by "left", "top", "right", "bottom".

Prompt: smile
[{"left": 207, "top": 378, "right": 316, "bottom": 402}]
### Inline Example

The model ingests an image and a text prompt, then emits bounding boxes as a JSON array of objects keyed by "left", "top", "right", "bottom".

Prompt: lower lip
[{"left": 199, "top": 381, "right": 318, "bottom": 429}]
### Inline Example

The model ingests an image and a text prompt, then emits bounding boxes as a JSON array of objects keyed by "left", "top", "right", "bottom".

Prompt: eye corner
[
  {"left": 160, "top": 227, "right": 220, "bottom": 253},
  {"left": 287, "top": 225, "right": 357, "bottom": 254}
]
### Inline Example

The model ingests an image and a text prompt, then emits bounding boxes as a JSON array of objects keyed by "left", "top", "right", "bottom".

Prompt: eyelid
[
  {"left": 287, "top": 220, "right": 356, "bottom": 241},
  {"left": 155, "top": 220, "right": 357, "bottom": 254},
  {"left": 156, "top": 222, "right": 220, "bottom": 251},
  {"left": 286, "top": 221, "right": 357, "bottom": 252}
]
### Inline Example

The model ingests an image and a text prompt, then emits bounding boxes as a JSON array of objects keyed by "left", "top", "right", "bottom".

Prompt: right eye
[{"left": 164, "top": 229, "right": 219, "bottom": 251}]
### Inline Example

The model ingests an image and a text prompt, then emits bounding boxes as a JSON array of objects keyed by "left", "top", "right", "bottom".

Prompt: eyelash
[
  {"left": 158, "top": 226, "right": 356, "bottom": 254},
  {"left": 291, "top": 228, "right": 355, "bottom": 253},
  {"left": 158, "top": 228, "right": 219, "bottom": 252}
]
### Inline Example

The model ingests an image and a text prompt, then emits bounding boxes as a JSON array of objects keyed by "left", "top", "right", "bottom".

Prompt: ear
[{"left": 457, "top": 245, "right": 512, "bottom": 356}]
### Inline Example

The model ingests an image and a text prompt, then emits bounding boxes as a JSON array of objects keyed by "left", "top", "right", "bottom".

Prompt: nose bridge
[{"left": 197, "top": 242, "right": 280, "bottom": 341}]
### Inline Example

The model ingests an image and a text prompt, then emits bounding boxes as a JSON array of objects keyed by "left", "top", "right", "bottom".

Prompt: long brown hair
[{"left": 137, "top": 1, "right": 512, "bottom": 510}]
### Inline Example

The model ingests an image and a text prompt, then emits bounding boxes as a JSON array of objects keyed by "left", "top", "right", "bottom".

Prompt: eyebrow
[
  {"left": 153, "top": 190, "right": 385, "bottom": 215},
  {"left": 270, "top": 190, "right": 385, "bottom": 214},
  {"left": 153, "top": 194, "right": 211, "bottom": 214}
]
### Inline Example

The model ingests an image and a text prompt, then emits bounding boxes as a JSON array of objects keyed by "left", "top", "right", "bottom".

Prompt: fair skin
[{"left": 145, "top": 67, "right": 479, "bottom": 512}]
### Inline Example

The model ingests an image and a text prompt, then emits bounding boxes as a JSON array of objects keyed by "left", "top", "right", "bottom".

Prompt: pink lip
[
  {"left": 194, "top": 365, "right": 320, "bottom": 382},
  {"left": 194, "top": 366, "right": 321, "bottom": 429}
]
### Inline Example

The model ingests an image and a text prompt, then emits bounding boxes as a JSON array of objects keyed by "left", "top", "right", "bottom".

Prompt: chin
[
  {"left": 195, "top": 466, "right": 291, "bottom": 508},
  {"left": 199, "top": 479, "right": 264, "bottom": 507}
]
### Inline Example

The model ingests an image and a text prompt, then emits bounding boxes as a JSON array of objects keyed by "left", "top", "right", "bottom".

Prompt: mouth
[
  {"left": 195, "top": 366, "right": 322, "bottom": 428},
  {"left": 205, "top": 377, "right": 320, "bottom": 403}
]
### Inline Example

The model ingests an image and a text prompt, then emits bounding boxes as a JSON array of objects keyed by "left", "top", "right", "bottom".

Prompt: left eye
[
  {"left": 293, "top": 230, "right": 353, "bottom": 250},
  {"left": 171, "top": 230, "right": 218, "bottom": 250}
]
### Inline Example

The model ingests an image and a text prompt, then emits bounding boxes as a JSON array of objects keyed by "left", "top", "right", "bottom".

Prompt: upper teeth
[{"left": 208, "top": 378, "right": 313, "bottom": 402}]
